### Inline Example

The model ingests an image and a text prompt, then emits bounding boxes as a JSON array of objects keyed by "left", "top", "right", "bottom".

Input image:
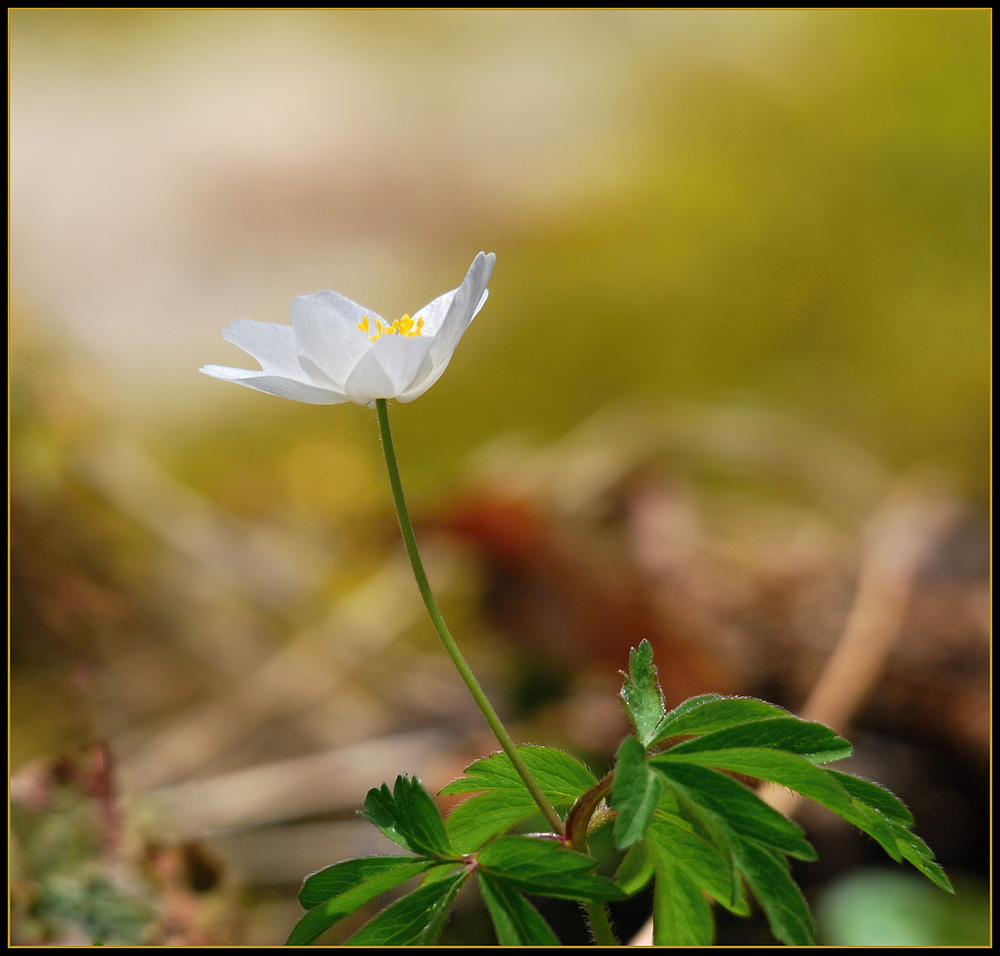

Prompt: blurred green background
[
  {"left": 11, "top": 9, "right": 989, "bottom": 505},
  {"left": 10, "top": 9, "right": 990, "bottom": 947}
]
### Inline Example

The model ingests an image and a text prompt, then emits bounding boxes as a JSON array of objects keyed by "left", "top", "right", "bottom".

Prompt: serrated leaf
[
  {"left": 664, "top": 751, "right": 949, "bottom": 890},
  {"left": 657, "top": 747, "right": 855, "bottom": 816},
  {"left": 479, "top": 873, "right": 561, "bottom": 945},
  {"left": 285, "top": 859, "right": 435, "bottom": 945},
  {"left": 298, "top": 855, "right": 433, "bottom": 910},
  {"left": 442, "top": 747, "right": 595, "bottom": 853},
  {"left": 440, "top": 746, "right": 597, "bottom": 799},
  {"left": 445, "top": 789, "right": 569, "bottom": 855},
  {"left": 610, "top": 736, "right": 664, "bottom": 848},
  {"left": 663, "top": 717, "right": 852, "bottom": 763},
  {"left": 359, "top": 782, "right": 404, "bottom": 845},
  {"left": 852, "top": 806, "right": 949, "bottom": 889},
  {"left": 890, "top": 823, "right": 954, "bottom": 893},
  {"left": 652, "top": 760, "right": 816, "bottom": 861},
  {"left": 651, "top": 855, "right": 714, "bottom": 945},
  {"left": 823, "top": 768, "right": 914, "bottom": 825},
  {"left": 646, "top": 788, "right": 738, "bottom": 908},
  {"left": 652, "top": 695, "right": 787, "bottom": 743},
  {"left": 835, "top": 796, "right": 904, "bottom": 861},
  {"left": 343, "top": 870, "right": 467, "bottom": 945},
  {"left": 615, "top": 842, "right": 654, "bottom": 896},
  {"left": 360, "top": 775, "right": 454, "bottom": 859},
  {"left": 477, "top": 836, "right": 625, "bottom": 902},
  {"left": 658, "top": 789, "right": 752, "bottom": 916},
  {"left": 620, "top": 640, "right": 666, "bottom": 747},
  {"left": 731, "top": 839, "right": 814, "bottom": 946}
]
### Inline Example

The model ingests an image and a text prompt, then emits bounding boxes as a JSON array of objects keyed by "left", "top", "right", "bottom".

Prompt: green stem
[
  {"left": 375, "top": 399, "right": 564, "bottom": 836},
  {"left": 567, "top": 776, "right": 619, "bottom": 946},
  {"left": 584, "top": 902, "right": 619, "bottom": 946}
]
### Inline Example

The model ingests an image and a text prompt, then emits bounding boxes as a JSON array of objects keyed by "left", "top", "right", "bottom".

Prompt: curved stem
[
  {"left": 375, "top": 399, "right": 564, "bottom": 836},
  {"left": 565, "top": 774, "right": 613, "bottom": 853},
  {"left": 567, "top": 775, "right": 619, "bottom": 946}
]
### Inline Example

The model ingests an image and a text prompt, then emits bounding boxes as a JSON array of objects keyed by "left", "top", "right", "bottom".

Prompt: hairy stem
[
  {"left": 375, "top": 399, "right": 564, "bottom": 836},
  {"left": 567, "top": 775, "right": 619, "bottom": 946},
  {"left": 584, "top": 902, "right": 619, "bottom": 946}
]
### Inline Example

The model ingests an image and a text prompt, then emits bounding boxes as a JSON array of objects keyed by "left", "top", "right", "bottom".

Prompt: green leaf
[
  {"left": 610, "top": 736, "right": 664, "bottom": 849},
  {"left": 477, "top": 836, "right": 626, "bottom": 902},
  {"left": 663, "top": 717, "right": 852, "bottom": 764},
  {"left": 620, "top": 640, "right": 666, "bottom": 747},
  {"left": 835, "top": 796, "right": 904, "bottom": 862},
  {"left": 285, "top": 859, "right": 435, "bottom": 945},
  {"left": 889, "top": 822, "right": 954, "bottom": 893},
  {"left": 731, "top": 839, "right": 814, "bottom": 946},
  {"left": 658, "top": 748, "right": 855, "bottom": 816},
  {"left": 479, "top": 873, "right": 561, "bottom": 945},
  {"left": 655, "top": 692, "right": 724, "bottom": 722},
  {"left": 658, "top": 790, "right": 754, "bottom": 917},
  {"left": 615, "top": 842, "right": 654, "bottom": 896},
  {"left": 646, "top": 788, "right": 738, "bottom": 909},
  {"left": 823, "top": 768, "right": 914, "bottom": 825},
  {"left": 652, "top": 695, "right": 787, "bottom": 744},
  {"left": 818, "top": 769, "right": 949, "bottom": 891},
  {"left": 343, "top": 870, "right": 467, "bottom": 945},
  {"left": 298, "top": 855, "right": 433, "bottom": 910},
  {"left": 440, "top": 746, "right": 597, "bottom": 799},
  {"left": 442, "top": 747, "right": 596, "bottom": 852},
  {"left": 420, "top": 862, "right": 464, "bottom": 884},
  {"left": 652, "top": 760, "right": 816, "bottom": 861},
  {"left": 728, "top": 869, "right": 752, "bottom": 917},
  {"left": 445, "top": 789, "right": 569, "bottom": 855},
  {"left": 651, "top": 855, "right": 714, "bottom": 945},
  {"left": 360, "top": 775, "right": 455, "bottom": 859},
  {"left": 663, "top": 751, "right": 946, "bottom": 885}
]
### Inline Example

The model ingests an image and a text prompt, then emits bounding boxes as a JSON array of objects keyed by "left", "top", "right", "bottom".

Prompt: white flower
[{"left": 200, "top": 252, "right": 495, "bottom": 407}]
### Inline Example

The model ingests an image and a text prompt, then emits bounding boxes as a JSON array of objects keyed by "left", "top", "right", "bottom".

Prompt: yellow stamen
[{"left": 361, "top": 314, "right": 426, "bottom": 343}]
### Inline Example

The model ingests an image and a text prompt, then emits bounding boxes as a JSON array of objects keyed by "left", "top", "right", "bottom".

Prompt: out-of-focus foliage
[
  {"left": 404, "top": 10, "right": 990, "bottom": 500},
  {"left": 816, "top": 869, "right": 990, "bottom": 946},
  {"left": 10, "top": 747, "right": 237, "bottom": 945}
]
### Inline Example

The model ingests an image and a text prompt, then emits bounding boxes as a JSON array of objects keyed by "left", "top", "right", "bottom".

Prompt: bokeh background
[{"left": 10, "top": 9, "right": 989, "bottom": 946}]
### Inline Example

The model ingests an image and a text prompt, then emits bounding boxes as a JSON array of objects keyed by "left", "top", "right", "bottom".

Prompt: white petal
[
  {"left": 290, "top": 290, "right": 380, "bottom": 388},
  {"left": 424, "top": 252, "right": 495, "bottom": 367},
  {"left": 371, "top": 333, "right": 435, "bottom": 394},
  {"left": 199, "top": 365, "right": 348, "bottom": 404},
  {"left": 221, "top": 319, "right": 306, "bottom": 378},
  {"left": 396, "top": 353, "right": 453, "bottom": 402},
  {"left": 342, "top": 349, "right": 398, "bottom": 406},
  {"left": 395, "top": 350, "right": 436, "bottom": 402},
  {"left": 396, "top": 256, "right": 493, "bottom": 403},
  {"left": 413, "top": 287, "right": 489, "bottom": 337},
  {"left": 412, "top": 289, "right": 457, "bottom": 336},
  {"left": 396, "top": 292, "right": 487, "bottom": 401}
]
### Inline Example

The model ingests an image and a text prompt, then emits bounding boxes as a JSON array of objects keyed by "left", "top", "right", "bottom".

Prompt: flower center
[{"left": 357, "top": 315, "right": 425, "bottom": 342}]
